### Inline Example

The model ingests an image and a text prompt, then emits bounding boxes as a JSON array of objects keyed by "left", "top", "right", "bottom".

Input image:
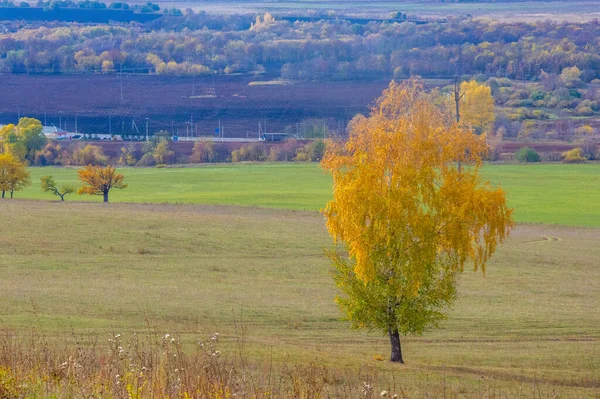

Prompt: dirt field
[{"left": 0, "top": 74, "right": 393, "bottom": 137}]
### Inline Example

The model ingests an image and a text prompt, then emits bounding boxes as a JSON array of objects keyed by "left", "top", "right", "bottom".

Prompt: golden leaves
[
  {"left": 460, "top": 80, "right": 495, "bottom": 134},
  {"left": 77, "top": 165, "right": 127, "bottom": 201},
  {"left": 0, "top": 152, "right": 30, "bottom": 196},
  {"left": 322, "top": 78, "right": 512, "bottom": 287}
]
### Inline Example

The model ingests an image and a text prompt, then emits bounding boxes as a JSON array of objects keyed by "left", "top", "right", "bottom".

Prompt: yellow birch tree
[
  {"left": 460, "top": 80, "right": 495, "bottom": 134},
  {"left": 321, "top": 78, "right": 513, "bottom": 363}
]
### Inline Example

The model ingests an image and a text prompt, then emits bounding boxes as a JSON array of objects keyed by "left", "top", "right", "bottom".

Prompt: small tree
[
  {"left": 562, "top": 148, "right": 587, "bottom": 163},
  {"left": 321, "top": 79, "right": 513, "bottom": 363},
  {"left": 0, "top": 153, "right": 30, "bottom": 198},
  {"left": 73, "top": 144, "right": 108, "bottom": 166},
  {"left": 118, "top": 143, "right": 138, "bottom": 166},
  {"left": 0, "top": 118, "right": 47, "bottom": 164},
  {"left": 153, "top": 139, "right": 174, "bottom": 165},
  {"left": 460, "top": 80, "right": 496, "bottom": 134},
  {"left": 78, "top": 165, "right": 127, "bottom": 203},
  {"left": 40, "top": 175, "right": 76, "bottom": 201},
  {"left": 515, "top": 147, "right": 540, "bottom": 162}
]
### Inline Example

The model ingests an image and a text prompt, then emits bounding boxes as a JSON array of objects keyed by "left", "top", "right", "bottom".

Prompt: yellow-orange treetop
[{"left": 322, "top": 78, "right": 513, "bottom": 287}]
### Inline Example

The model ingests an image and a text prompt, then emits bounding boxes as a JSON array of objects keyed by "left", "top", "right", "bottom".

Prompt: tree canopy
[
  {"left": 0, "top": 152, "right": 30, "bottom": 198},
  {"left": 460, "top": 80, "right": 495, "bottom": 134},
  {"left": 0, "top": 118, "right": 47, "bottom": 163},
  {"left": 77, "top": 165, "right": 127, "bottom": 203},
  {"left": 321, "top": 78, "right": 513, "bottom": 363}
]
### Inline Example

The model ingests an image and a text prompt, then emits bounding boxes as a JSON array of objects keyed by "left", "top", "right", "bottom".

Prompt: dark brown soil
[{"left": 0, "top": 74, "right": 391, "bottom": 137}]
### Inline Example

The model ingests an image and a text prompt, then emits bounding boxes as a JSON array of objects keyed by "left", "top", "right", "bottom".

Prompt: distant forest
[{"left": 0, "top": 11, "right": 599, "bottom": 83}]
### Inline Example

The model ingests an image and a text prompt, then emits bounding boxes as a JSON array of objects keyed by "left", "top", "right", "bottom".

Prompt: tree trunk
[
  {"left": 388, "top": 328, "right": 404, "bottom": 363},
  {"left": 103, "top": 191, "right": 109, "bottom": 203},
  {"left": 60, "top": 194, "right": 65, "bottom": 201},
  {"left": 1, "top": 190, "right": 4, "bottom": 198},
  {"left": 10, "top": 190, "right": 13, "bottom": 199}
]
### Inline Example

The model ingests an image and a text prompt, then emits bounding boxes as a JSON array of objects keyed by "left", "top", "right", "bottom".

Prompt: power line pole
[
  {"left": 454, "top": 75, "right": 463, "bottom": 124},
  {"left": 453, "top": 75, "right": 465, "bottom": 172}
]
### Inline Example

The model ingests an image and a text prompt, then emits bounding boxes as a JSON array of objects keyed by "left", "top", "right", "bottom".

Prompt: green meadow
[
  {"left": 19, "top": 163, "right": 600, "bottom": 227},
  {"left": 2, "top": 162, "right": 599, "bottom": 396}
]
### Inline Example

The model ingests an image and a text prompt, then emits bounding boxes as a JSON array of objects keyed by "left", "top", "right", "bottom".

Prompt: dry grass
[{"left": 0, "top": 200, "right": 599, "bottom": 397}]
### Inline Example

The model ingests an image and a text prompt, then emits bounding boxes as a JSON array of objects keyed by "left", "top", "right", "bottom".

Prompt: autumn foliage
[
  {"left": 0, "top": 152, "right": 30, "bottom": 199},
  {"left": 77, "top": 165, "right": 127, "bottom": 203},
  {"left": 460, "top": 80, "right": 496, "bottom": 133},
  {"left": 321, "top": 78, "right": 513, "bottom": 362}
]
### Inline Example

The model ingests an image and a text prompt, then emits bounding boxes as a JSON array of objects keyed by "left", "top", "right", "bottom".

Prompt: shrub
[
  {"left": 34, "top": 142, "right": 68, "bottom": 166},
  {"left": 153, "top": 139, "right": 174, "bottom": 164},
  {"left": 561, "top": 148, "right": 586, "bottom": 163},
  {"left": 515, "top": 147, "right": 540, "bottom": 162},
  {"left": 575, "top": 106, "right": 594, "bottom": 116},
  {"left": 72, "top": 144, "right": 108, "bottom": 166},
  {"left": 575, "top": 125, "right": 595, "bottom": 136},
  {"left": 137, "top": 152, "right": 156, "bottom": 167},
  {"left": 581, "top": 139, "right": 597, "bottom": 160},
  {"left": 293, "top": 140, "right": 327, "bottom": 162},
  {"left": 190, "top": 141, "right": 232, "bottom": 163},
  {"left": 267, "top": 140, "right": 301, "bottom": 162},
  {"left": 190, "top": 141, "right": 208, "bottom": 163},
  {"left": 294, "top": 150, "right": 311, "bottom": 162},
  {"left": 231, "top": 144, "right": 267, "bottom": 162},
  {"left": 204, "top": 142, "right": 231, "bottom": 163},
  {"left": 307, "top": 140, "right": 326, "bottom": 161},
  {"left": 118, "top": 144, "right": 138, "bottom": 166}
]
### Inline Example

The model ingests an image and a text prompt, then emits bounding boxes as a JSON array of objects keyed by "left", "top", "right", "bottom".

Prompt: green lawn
[{"left": 19, "top": 163, "right": 600, "bottom": 227}]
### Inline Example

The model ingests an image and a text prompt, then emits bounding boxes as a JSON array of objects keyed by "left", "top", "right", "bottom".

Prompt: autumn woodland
[{"left": 0, "top": 1, "right": 599, "bottom": 398}]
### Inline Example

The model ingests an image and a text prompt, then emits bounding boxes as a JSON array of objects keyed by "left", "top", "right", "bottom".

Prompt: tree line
[
  {"left": 2, "top": 16, "right": 600, "bottom": 83},
  {"left": 0, "top": 0, "right": 164, "bottom": 13}
]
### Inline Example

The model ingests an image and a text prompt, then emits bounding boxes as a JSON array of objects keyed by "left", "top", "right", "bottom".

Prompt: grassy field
[
  {"left": 18, "top": 163, "right": 600, "bottom": 227},
  {"left": 0, "top": 200, "right": 599, "bottom": 396}
]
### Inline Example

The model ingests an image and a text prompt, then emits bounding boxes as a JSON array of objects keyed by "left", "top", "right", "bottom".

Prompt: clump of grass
[{"left": 136, "top": 248, "right": 155, "bottom": 255}]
